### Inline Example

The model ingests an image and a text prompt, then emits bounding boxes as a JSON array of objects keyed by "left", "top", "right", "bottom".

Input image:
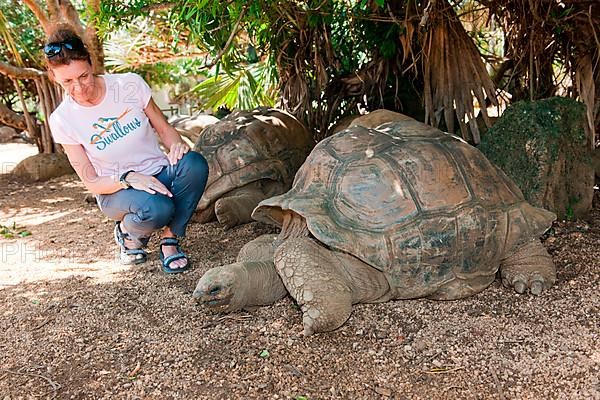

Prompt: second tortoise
[{"left": 193, "top": 108, "right": 313, "bottom": 228}]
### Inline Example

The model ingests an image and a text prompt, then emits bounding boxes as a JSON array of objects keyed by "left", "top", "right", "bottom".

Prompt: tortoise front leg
[
  {"left": 192, "top": 203, "right": 216, "bottom": 223},
  {"left": 500, "top": 239, "right": 556, "bottom": 295},
  {"left": 275, "top": 237, "right": 390, "bottom": 335}
]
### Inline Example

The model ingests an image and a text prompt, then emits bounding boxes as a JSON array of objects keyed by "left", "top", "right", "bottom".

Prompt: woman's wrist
[{"left": 118, "top": 170, "right": 135, "bottom": 189}]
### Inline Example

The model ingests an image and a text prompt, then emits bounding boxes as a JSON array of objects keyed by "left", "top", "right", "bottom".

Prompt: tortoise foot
[
  {"left": 500, "top": 240, "right": 556, "bottom": 295},
  {"left": 274, "top": 237, "right": 353, "bottom": 335},
  {"left": 501, "top": 270, "right": 550, "bottom": 295},
  {"left": 215, "top": 196, "right": 245, "bottom": 229},
  {"left": 215, "top": 184, "right": 268, "bottom": 229},
  {"left": 193, "top": 204, "right": 217, "bottom": 223}
]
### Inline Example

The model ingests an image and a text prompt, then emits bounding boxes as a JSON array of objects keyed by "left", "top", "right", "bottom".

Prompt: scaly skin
[
  {"left": 500, "top": 239, "right": 556, "bottom": 295},
  {"left": 275, "top": 236, "right": 391, "bottom": 335},
  {"left": 275, "top": 237, "right": 353, "bottom": 335},
  {"left": 237, "top": 234, "right": 278, "bottom": 262}
]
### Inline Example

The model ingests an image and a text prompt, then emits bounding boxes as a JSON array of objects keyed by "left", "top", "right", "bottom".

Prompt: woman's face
[{"left": 50, "top": 60, "right": 99, "bottom": 104}]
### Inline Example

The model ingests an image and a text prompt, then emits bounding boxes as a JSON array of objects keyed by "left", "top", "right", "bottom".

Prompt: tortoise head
[{"left": 193, "top": 263, "right": 247, "bottom": 312}]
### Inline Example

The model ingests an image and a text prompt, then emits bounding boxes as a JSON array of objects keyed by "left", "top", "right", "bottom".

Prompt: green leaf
[
  {"left": 259, "top": 349, "right": 270, "bottom": 358},
  {"left": 18, "top": 230, "right": 31, "bottom": 237},
  {"left": 380, "top": 39, "right": 396, "bottom": 59}
]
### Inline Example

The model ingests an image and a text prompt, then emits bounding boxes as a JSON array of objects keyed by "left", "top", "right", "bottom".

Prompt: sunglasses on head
[{"left": 43, "top": 38, "right": 85, "bottom": 58}]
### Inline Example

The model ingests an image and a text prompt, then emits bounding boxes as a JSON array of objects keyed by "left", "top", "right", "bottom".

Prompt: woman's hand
[
  {"left": 126, "top": 172, "right": 173, "bottom": 197},
  {"left": 143, "top": 98, "right": 191, "bottom": 164},
  {"left": 167, "top": 142, "right": 190, "bottom": 165}
]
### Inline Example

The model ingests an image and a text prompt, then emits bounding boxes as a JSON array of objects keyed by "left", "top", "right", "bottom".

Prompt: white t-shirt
[{"left": 49, "top": 72, "right": 169, "bottom": 178}]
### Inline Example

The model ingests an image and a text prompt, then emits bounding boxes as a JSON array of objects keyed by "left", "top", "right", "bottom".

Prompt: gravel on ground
[{"left": 0, "top": 172, "right": 598, "bottom": 399}]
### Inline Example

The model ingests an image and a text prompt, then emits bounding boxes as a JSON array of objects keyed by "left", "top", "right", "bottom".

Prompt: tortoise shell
[
  {"left": 253, "top": 119, "right": 555, "bottom": 296},
  {"left": 193, "top": 108, "right": 313, "bottom": 212}
]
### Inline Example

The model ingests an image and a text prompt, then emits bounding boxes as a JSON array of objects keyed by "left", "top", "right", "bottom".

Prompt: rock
[
  {"left": 479, "top": 97, "right": 594, "bottom": 219},
  {"left": 12, "top": 152, "right": 74, "bottom": 181},
  {"left": 0, "top": 126, "right": 18, "bottom": 143},
  {"left": 169, "top": 114, "right": 219, "bottom": 142}
]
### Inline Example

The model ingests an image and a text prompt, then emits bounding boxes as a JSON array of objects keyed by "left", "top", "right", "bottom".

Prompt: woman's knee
[
  {"left": 180, "top": 151, "right": 209, "bottom": 181},
  {"left": 136, "top": 196, "right": 175, "bottom": 228}
]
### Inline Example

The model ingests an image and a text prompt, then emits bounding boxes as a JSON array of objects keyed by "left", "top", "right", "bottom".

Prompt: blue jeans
[{"left": 96, "top": 151, "right": 209, "bottom": 248}]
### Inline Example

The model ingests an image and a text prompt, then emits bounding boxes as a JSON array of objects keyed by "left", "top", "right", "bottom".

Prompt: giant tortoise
[
  {"left": 193, "top": 108, "right": 313, "bottom": 228},
  {"left": 169, "top": 113, "right": 219, "bottom": 143},
  {"left": 194, "top": 116, "right": 557, "bottom": 335}
]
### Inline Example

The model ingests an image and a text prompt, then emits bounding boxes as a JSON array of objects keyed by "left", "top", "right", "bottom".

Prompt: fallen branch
[
  {"left": 127, "top": 362, "right": 141, "bottom": 378},
  {"left": 31, "top": 316, "right": 54, "bottom": 331},
  {"left": 423, "top": 366, "right": 465, "bottom": 374},
  {"left": 0, "top": 367, "right": 61, "bottom": 399}
]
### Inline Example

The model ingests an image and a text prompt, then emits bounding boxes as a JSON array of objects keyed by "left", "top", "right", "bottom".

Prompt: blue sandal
[
  {"left": 113, "top": 222, "right": 147, "bottom": 265},
  {"left": 159, "top": 237, "right": 190, "bottom": 274}
]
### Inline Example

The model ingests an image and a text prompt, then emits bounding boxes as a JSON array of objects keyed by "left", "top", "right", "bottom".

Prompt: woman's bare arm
[
  {"left": 61, "top": 144, "right": 122, "bottom": 195},
  {"left": 144, "top": 98, "right": 190, "bottom": 164}
]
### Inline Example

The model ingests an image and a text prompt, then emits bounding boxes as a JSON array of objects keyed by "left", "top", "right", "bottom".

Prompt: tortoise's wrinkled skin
[
  {"left": 195, "top": 115, "right": 557, "bottom": 335},
  {"left": 192, "top": 108, "right": 313, "bottom": 228},
  {"left": 193, "top": 235, "right": 286, "bottom": 312}
]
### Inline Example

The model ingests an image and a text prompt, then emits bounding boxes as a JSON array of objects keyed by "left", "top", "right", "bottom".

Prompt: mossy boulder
[
  {"left": 479, "top": 97, "right": 593, "bottom": 219},
  {"left": 12, "top": 153, "right": 74, "bottom": 181}
]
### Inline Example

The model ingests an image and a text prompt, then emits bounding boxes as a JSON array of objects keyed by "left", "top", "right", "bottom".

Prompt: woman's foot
[
  {"left": 114, "top": 222, "right": 147, "bottom": 265},
  {"left": 160, "top": 238, "right": 188, "bottom": 270},
  {"left": 160, "top": 227, "right": 189, "bottom": 272}
]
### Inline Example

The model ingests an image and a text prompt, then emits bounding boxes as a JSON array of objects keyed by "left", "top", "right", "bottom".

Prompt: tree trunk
[
  {"left": 12, "top": 78, "right": 42, "bottom": 151},
  {"left": 0, "top": 0, "right": 104, "bottom": 153},
  {"left": 0, "top": 102, "right": 27, "bottom": 131}
]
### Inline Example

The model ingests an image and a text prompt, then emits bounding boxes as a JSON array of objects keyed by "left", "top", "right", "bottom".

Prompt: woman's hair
[{"left": 44, "top": 24, "right": 91, "bottom": 67}]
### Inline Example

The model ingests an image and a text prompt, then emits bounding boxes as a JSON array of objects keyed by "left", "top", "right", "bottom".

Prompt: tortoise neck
[{"left": 279, "top": 211, "right": 309, "bottom": 241}]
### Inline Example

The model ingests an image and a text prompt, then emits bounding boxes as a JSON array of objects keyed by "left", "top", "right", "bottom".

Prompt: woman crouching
[{"left": 45, "top": 25, "right": 208, "bottom": 273}]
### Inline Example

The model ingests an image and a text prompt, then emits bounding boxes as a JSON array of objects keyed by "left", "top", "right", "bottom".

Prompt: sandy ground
[{"left": 0, "top": 168, "right": 599, "bottom": 399}]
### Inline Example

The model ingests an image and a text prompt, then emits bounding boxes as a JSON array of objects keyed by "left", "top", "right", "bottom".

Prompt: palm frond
[
  {"left": 421, "top": 0, "right": 497, "bottom": 143},
  {"left": 189, "top": 61, "right": 277, "bottom": 112},
  {"left": 103, "top": 17, "right": 205, "bottom": 71}
]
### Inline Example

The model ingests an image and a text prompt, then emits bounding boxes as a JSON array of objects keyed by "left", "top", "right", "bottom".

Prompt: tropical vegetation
[{"left": 0, "top": 0, "right": 598, "bottom": 152}]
